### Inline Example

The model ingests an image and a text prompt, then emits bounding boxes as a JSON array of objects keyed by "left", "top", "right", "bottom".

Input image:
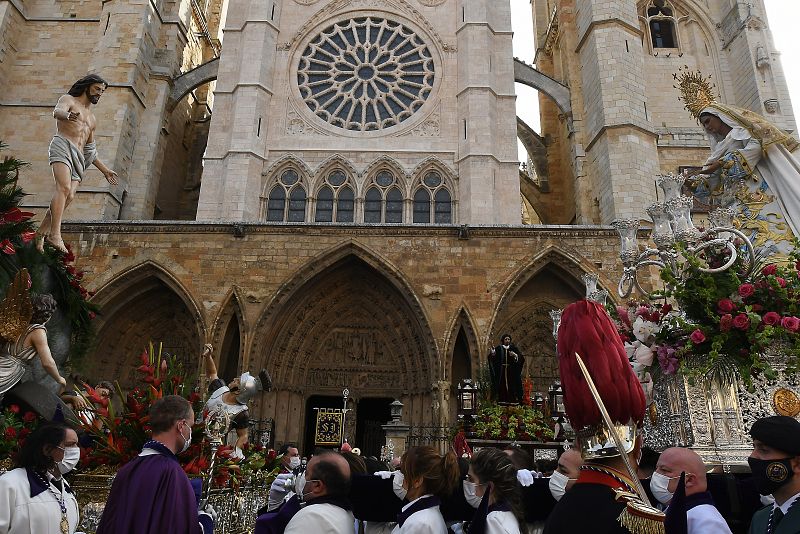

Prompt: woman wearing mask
[
  {"left": 463, "top": 448, "right": 526, "bottom": 534},
  {"left": 392, "top": 446, "right": 460, "bottom": 534},
  {"left": 0, "top": 422, "right": 81, "bottom": 533}
]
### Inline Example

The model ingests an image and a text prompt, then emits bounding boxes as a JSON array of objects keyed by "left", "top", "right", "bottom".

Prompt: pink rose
[
  {"left": 782, "top": 316, "right": 800, "bottom": 332},
  {"left": 718, "top": 299, "right": 736, "bottom": 314},
  {"left": 763, "top": 264, "right": 778, "bottom": 276},
  {"left": 777, "top": 277, "right": 787, "bottom": 288},
  {"left": 738, "top": 284, "right": 755, "bottom": 298},
  {"left": 763, "top": 311, "right": 781, "bottom": 326},
  {"left": 720, "top": 314, "right": 733, "bottom": 332},
  {"left": 733, "top": 313, "right": 750, "bottom": 330},
  {"left": 690, "top": 329, "right": 706, "bottom": 344}
]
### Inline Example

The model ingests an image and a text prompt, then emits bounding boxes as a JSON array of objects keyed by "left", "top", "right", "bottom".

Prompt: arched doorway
[
  {"left": 251, "top": 247, "right": 436, "bottom": 451},
  {"left": 88, "top": 263, "right": 204, "bottom": 389}
]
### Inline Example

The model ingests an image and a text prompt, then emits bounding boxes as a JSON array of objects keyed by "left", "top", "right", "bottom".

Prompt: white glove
[
  {"left": 267, "top": 473, "right": 293, "bottom": 511},
  {"left": 200, "top": 503, "right": 218, "bottom": 522},
  {"left": 374, "top": 470, "right": 393, "bottom": 479},
  {"left": 516, "top": 469, "right": 534, "bottom": 487},
  {"left": 233, "top": 447, "right": 244, "bottom": 460}
]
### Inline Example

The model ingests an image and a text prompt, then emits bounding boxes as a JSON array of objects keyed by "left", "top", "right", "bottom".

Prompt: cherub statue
[{"left": 0, "top": 269, "right": 68, "bottom": 402}]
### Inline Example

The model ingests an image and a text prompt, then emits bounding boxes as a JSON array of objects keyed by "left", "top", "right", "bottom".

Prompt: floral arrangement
[
  {"left": 472, "top": 402, "right": 553, "bottom": 442},
  {"left": 608, "top": 242, "right": 800, "bottom": 388},
  {"left": 0, "top": 404, "right": 42, "bottom": 463},
  {"left": 77, "top": 342, "right": 281, "bottom": 489},
  {"left": 0, "top": 142, "right": 98, "bottom": 364}
]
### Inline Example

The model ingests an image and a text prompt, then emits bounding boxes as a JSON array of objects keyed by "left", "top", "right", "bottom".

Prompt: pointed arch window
[
  {"left": 363, "top": 169, "right": 405, "bottom": 223},
  {"left": 264, "top": 168, "right": 307, "bottom": 222},
  {"left": 646, "top": 0, "right": 678, "bottom": 49},
  {"left": 413, "top": 170, "right": 452, "bottom": 224},
  {"left": 314, "top": 169, "right": 355, "bottom": 223}
]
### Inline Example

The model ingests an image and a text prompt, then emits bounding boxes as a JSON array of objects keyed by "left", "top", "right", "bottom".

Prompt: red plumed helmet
[{"left": 557, "top": 300, "right": 645, "bottom": 431}]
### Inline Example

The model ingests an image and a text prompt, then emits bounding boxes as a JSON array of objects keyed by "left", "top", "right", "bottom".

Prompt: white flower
[
  {"left": 632, "top": 316, "right": 659, "bottom": 343},
  {"left": 625, "top": 340, "right": 656, "bottom": 367}
]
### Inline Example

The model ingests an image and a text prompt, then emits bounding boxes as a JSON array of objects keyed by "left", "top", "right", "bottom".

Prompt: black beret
[{"left": 749, "top": 416, "right": 800, "bottom": 455}]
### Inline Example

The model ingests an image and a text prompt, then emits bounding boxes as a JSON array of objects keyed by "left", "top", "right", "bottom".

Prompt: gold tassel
[{"left": 617, "top": 501, "right": 665, "bottom": 534}]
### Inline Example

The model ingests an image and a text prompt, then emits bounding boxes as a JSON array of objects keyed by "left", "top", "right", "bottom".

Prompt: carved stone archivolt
[{"left": 250, "top": 247, "right": 436, "bottom": 397}]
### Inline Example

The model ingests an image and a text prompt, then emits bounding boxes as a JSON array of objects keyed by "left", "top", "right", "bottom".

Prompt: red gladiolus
[
  {"left": 763, "top": 264, "right": 778, "bottom": 276},
  {"left": 782, "top": 316, "right": 800, "bottom": 332},
  {"left": 733, "top": 314, "right": 750, "bottom": 330},
  {"left": 738, "top": 284, "right": 755, "bottom": 298},
  {"left": 0, "top": 239, "right": 16, "bottom": 255},
  {"left": 763, "top": 312, "right": 781, "bottom": 326},
  {"left": 4, "top": 427, "right": 17, "bottom": 439},
  {"left": 8, "top": 404, "right": 20, "bottom": 414},
  {"left": 718, "top": 299, "right": 736, "bottom": 314},
  {"left": 22, "top": 411, "right": 37, "bottom": 423},
  {"left": 152, "top": 378, "right": 162, "bottom": 388},
  {"left": 690, "top": 329, "right": 706, "bottom": 344},
  {"left": 20, "top": 230, "right": 36, "bottom": 243}
]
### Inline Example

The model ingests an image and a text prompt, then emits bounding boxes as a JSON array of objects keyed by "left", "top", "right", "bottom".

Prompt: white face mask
[
  {"left": 649, "top": 472, "right": 677, "bottom": 505},
  {"left": 463, "top": 480, "right": 483, "bottom": 509},
  {"left": 289, "top": 456, "right": 301, "bottom": 470},
  {"left": 548, "top": 470, "right": 572, "bottom": 501},
  {"left": 392, "top": 471, "right": 407, "bottom": 500},
  {"left": 179, "top": 422, "right": 192, "bottom": 454},
  {"left": 57, "top": 446, "right": 81, "bottom": 474}
]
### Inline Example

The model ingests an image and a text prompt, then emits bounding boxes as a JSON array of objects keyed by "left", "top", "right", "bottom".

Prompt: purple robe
[{"left": 97, "top": 441, "right": 212, "bottom": 534}]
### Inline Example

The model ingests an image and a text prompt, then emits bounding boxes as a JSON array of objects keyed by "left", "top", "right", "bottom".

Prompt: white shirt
[
  {"left": 284, "top": 501, "right": 354, "bottom": 534},
  {"left": 0, "top": 467, "right": 79, "bottom": 534},
  {"left": 486, "top": 510, "right": 521, "bottom": 534},
  {"left": 686, "top": 503, "right": 732, "bottom": 534},
  {"left": 775, "top": 491, "right": 800, "bottom": 516},
  {"left": 391, "top": 495, "right": 447, "bottom": 534}
]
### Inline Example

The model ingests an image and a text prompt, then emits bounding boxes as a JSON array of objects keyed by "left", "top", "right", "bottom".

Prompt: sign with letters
[{"left": 314, "top": 409, "right": 343, "bottom": 446}]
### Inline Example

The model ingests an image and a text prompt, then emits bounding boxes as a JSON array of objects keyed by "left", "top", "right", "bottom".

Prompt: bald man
[
  {"left": 651, "top": 447, "right": 731, "bottom": 533},
  {"left": 284, "top": 452, "right": 354, "bottom": 534}
]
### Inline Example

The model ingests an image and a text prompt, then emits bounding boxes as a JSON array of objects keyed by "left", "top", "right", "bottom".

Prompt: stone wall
[{"left": 64, "top": 221, "right": 632, "bottom": 445}]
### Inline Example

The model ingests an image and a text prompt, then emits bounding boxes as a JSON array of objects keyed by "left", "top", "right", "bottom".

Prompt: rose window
[{"left": 297, "top": 17, "right": 435, "bottom": 131}]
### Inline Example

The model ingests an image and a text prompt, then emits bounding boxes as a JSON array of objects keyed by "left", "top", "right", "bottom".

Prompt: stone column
[
  {"left": 575, "top": 0, "right": 659, "bottom": 224},
  {"left": 196, "top": 0, "right": 278, "bottom": 220},
  {"left": 456, "top": 0, "right": 520, "bottom": 224}
]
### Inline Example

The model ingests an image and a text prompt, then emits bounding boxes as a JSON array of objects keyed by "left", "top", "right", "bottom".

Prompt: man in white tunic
[
  {"left": 284, "top": 452, "right": 354, "bottom": 534},
  {"left": 651, "top": 447, "right": 731, "bottom": 534}
]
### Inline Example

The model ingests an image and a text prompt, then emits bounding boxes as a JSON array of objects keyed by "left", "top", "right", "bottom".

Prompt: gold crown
[{"left": 673, "top": 67, "right": 718, "bottom": 119}]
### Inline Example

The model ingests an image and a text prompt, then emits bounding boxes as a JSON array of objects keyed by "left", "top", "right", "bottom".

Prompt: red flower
[
  {"left": 18, "top": 428, "right": 30, "bottom": 439},
  {"left": 188, "top": 392, "right": 201, "bottom": 404},
  {"left": 171, "top": 376, "right": 183, "bottom": 385},
  {"left": 8, "top": 404, "right": 20, "bottom": 414},
  {"left": 752, "top": 304, "right": 764, "bottom": 313},
  {"left": 763, "top": 264, "right": 778, "bottom": 276},
  {"left": 738, "top": 284, "right": 755, "bottom": 298},
  {"left": 88, "top": 312, "right": 96, "bottom": 320},
  {"left": 267, "top": 449, "right": 277, "bottom": 461},
  {"left": 690, "top": 329, "right": 706, "bottom": 344},
  {"left": 0, "top": 208, "right": 34, "bottom": 223},
  {"left": 0, "top": 239, "right": 15, "bottom": 255},
  {"left": 777, "top": 277, "right": 787, "bottom": 288},
  {"left": 782, "top": 316, "right": 800, "bottom": 332},
  {"left": 763, "top": 312, "right": 781, "bottom": 326},
  {"left": 661, "top": 303, "right": 673, "bottom": 314},
  {"left": 718, "top": 299, "right": 736, "bottom": 314},
  {"left": 20, "top": 230, "right": 36, "bottom": 243},
  {"left": 22, "top": 411, "right": 37, "bottom": 423},
  {"left": 4, "top": 427, "right": 17, "bottom": 439},
  {"left": 733, "top": 314, "right": 750, "bottom": 330},
  {"left": 796, "top": 260, "right": 800, "bottom": 271}
]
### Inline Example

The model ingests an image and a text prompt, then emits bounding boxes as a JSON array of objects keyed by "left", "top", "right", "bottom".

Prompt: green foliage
[{"left": 472, "top": 402, "right": 553, "bottom": 442}]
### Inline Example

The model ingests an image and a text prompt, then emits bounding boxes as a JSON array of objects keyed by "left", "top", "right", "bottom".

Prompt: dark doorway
[
  {"left": 218, "top": 313, "right": 240, "bottom": 383},
  {"left": 355, "top": 397, "right": 393, "bottom": 457},
  {"left": 304, "top": 395, "right": 344, "bottom": 456}
]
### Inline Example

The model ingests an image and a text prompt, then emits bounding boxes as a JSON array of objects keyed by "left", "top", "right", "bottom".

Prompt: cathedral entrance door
[{"left": 355, "top": 397, "right": 393, "bottom": 457}]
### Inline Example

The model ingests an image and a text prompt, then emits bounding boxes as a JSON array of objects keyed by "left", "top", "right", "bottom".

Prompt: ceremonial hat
[
  {"left": 750, "top": 416, "right": 800, "bottom": 455},
  {"left": 557, "top": 299, "right": 646, "bottom": 458}
]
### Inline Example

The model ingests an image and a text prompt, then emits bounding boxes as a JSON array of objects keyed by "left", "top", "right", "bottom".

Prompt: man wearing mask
[
  {"left": 748, "top": 416, "right": 800, "bottom": 534},
  {"left": 280, "top": 443, "right": 301, "bottom": 473},
  {"left": 97, "top": 395, "right": 215, "bottom": 533},
  {"left": 284, "top": 452, "right": 354, "bottom": 534},
  {"left": 650, "top": 447, "right": 730, "bottom": 533},
  {"left": 549, "top": 448, "right": 582, "bottom": 502}
]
